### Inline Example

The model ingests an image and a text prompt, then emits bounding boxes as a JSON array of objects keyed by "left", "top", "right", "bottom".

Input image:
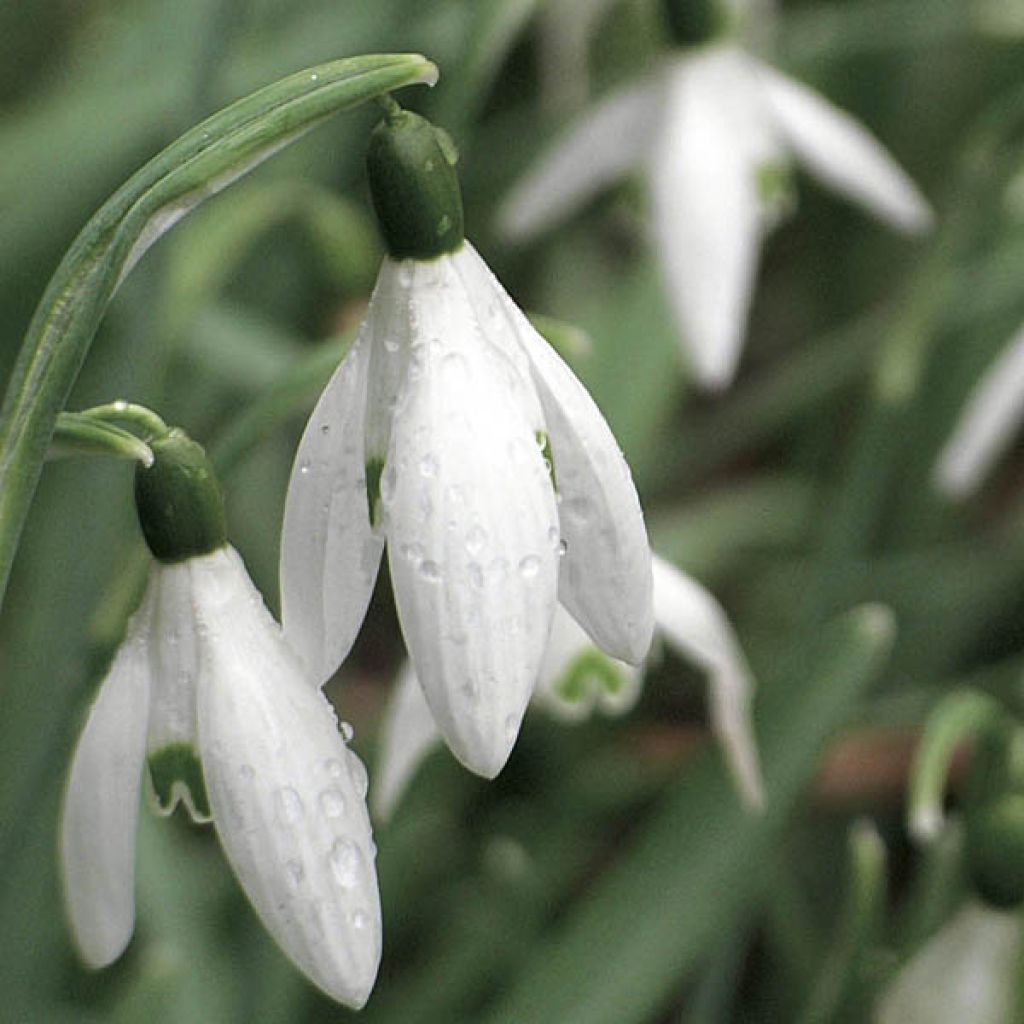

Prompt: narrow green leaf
[
  {"left": 0, "top": 52, "right": 437, "bottom": 611},
  {"left": 48, "top": 413, "right": 154, "bottom": 467},
  {"left": 479, "top": 605, "right": 896, "bottom": 1024}
]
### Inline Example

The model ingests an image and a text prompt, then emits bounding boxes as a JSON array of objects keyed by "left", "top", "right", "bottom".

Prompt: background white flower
[{"left": 498, "top": 41, "right": 933, "bottom": 390}]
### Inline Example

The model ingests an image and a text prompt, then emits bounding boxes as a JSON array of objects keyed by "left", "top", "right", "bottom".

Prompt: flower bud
[
  {"left": 366, "top": 107, "right": 465, "bottom": 260},
  {"left": 134, "top": 429, "right": 227, "bottom": 563},
  {"left": 966, "top": 793, "right": 1024, "bottom": 909}
]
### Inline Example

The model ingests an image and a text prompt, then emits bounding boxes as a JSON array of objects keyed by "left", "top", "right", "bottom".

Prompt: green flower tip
[
  {"left": 662, "top": 0, "right": 732, "bottom": 46},
  {"left": 134, "top": 429, "right": 226, "bottom": 563},
  {"left": 148, "top": 743, "right": 211, "bottom": 821},
  {"left": 366, "top": 104, "right": 465, "bottom": 261},
  {"left": 966, "top": 793, "right": 1024, "bottom": 909}
]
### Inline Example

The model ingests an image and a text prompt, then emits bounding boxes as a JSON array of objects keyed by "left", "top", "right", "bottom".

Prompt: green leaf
[
  {"left": 479, "top": 605, "right": 896, "bottom": 1024},
  {"left": 0, "top": 51, "right": 437, "bottom": 612}
]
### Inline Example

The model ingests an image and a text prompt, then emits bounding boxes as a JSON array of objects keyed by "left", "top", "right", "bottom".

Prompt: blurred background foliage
[{"left": 2, "top": 0, "right": 1024, "bottom": 1020}]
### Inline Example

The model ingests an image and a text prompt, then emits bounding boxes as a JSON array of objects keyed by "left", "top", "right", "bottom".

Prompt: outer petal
[
  {"left": 372, "top": 661, "right": 443, "bottom": 822},
  {"left": 934, "top": 323, "right": 1024, "bottom": 499},
  {"left": 876, "top": 903, "right": 1021, "bottom": 1024},
  {"left": 458, "top": 244, "right": 653, "bottom": 664},
  {"left": 496, "top": 78, "right": 660, "bottom": 241},
  {"left": 757, "top": 61, "right": 934, "bottom": 234},
  {"left": 652, "top": 555, "right": 764, "bottom": 810},
  {"left": 280, "top": 319, "right": 384, "bottom": 684},
  {"left": 383, "top": 253, "right": 559, "bottom": 779},
  {"left": 650, "top": 48, "right": 765, "bottom": 390},
  {"left": 60, "top": 574, "right": 155, "bottom": 967},
  {"left": 192, "top": 547, "right": 381, "bottom": 1010},
  {"left": 533, "top": 604, "right": 643, "bottom": 721}
]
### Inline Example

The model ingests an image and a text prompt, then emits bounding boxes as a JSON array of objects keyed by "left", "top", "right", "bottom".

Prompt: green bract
[
  {"left": 366, "top": 108, "right": 465, "bottom": 260},
  {"left": 135, "top": 430, "right": 226, "bottom": 563}
]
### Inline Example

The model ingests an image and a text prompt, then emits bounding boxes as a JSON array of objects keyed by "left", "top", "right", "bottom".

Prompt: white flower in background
[
  {"left": 498, "top": 4, "right": 933, "bottom": 390},
  {"left": 281, "top": 106, "right": 653, "bottom": 781},
  {"left": 934, "top": 322, "right": 1024, "bottom": 498},
  {"left": 875, "top": 902, "right": 1022, "bottom": 1024},
  {"left": 373, "top": 555, "right": 763, "bottom": 821},
  {"left": 61, "top": 430, "right": 380, "bottom": 1010}
]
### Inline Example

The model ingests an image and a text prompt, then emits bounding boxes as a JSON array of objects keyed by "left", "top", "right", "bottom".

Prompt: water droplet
[
  {"left": 325, "top": 759, "right": 344, "bottom": 779},
  {"left": 402, "top": 542, "right": 425, "bottom": 564},
  {"left": 465, "top": 525, "right": 487, "bottom": 556},
  {"left": 286, "top": 859, "right": 305, "bottom": 889},
  {"left": 239, "top": 763, "right": 254, "bottom": 780},
  {"left": 299, "top": 461, "right": 311, "bottom": 476},
  {"left": 339, "top": 721, "right": 354, "bottom": 742},
  {"left": 310, "top": 72, "right": 320, "bottom": 82},
  {"left": 419, "top": 560, "right": 442, "bottom": 582},
  {"left": 565, "top": 497, "right": 590, "bottom": 522},
  {"left": 350, "top": 909, "right": 370, "bottom": 931},
  {"left": 274, "top": 786, "right": 304, "bottom": 826},
  {"left": 319, "top": 788, "right": 347, "bottom": 819},
  {"left": 328, "top": 839, "right": 362, "bottom": 889},
  {"left": 384, "top": 336, "right": 400, "bottom": 353},
  {"left": 320, "top": 423, "right": 330, "bottom": 436},
  {"left": 420, "top": 453, "right": 439, "bottom": 477},
  {"left": 348, "top": 752, "right": 369, "bottom": 798},
  {"left": 518, "top": 555, "right": 541, "bottom": 579},
  {"left": 557, "top": 539, "right": 568, "bottom": 557}
]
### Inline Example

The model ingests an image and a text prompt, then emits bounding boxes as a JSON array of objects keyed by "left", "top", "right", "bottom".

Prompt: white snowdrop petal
[
  {"left": 533, "top": 604, "right": 643, "bottom": 721},
  {"left": 60, "top": 576, "right": 155, "bottom": 968},
  {"left": 652, "top": 556, "right": 764, "bottom": 810},
  {"left": 385, "top": 254, "right": 559, "bottom": 779},
  {"left": 280, "top": 324, "right": 384, "bottom": 684},
  {"left": 466, "top": 242, "right": 652, "bottom": 664},
  {"left": 496, "top": 78, "right": 660, "bottom": 241},
  {"left": 876, "top": 903, "right": 1021, "bottom": 1024},
  {"left": 651, "top": 49, "right": 764, "bottom": 390},
  {"left": 192, "top": 548, "right": 381, "bottom": 1010},
  {"left": 934, "top": 323, "right": 1024, "bottom": 498},
  {"left": 758, "top": 61, "right": 934, "bottom": 234},
  {"left": 372, "top": 661, "right": 443, "bottom": 822}
]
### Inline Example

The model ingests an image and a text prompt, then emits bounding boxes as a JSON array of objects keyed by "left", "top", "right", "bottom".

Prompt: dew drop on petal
[
  {"left": 402, "top": 542, "right": 425, "bottom": 564},
  {"left": 339, "top": 721, "right": 355, "bottom": 742},
  {"left": 518, "top": 555, "right": 541, "bottom": 579},
  {"left": 347, "top": 752, "right": 369, "bottom": 799},
  {"left": 351, "top": 909, "right": 370, "bottom": 931},
  {"left": 309, "top": 72, "right": 319, "bottom": 82},
  {"left": 419, "top": 560, "right": 442, "bottom": 582},
  {"left": 286, "top": 859, "right": 305, "bottom": 890},
  {"left": 319, "top": 788, "right": 348, "bottom": 819},
  {"left": 328, "top": 839, "right": 362, "bottom": 889},
  {"left": 384, "top": 336, "right": 400, "bottom": 353},
  {"left": 558, "top": 540, "right": 568, "bottom": 556},
  {"left": 465, "top": 525, "right": 487, "bottom": 556},
  {"left": 299, "top": 461, "right": 311, "bottom": 476},
  {"left": 274, "top": 786, "right": 304, "bottom": 826},
  {"left": 320, "top": 423, "right": 330, "bottom": 436}
]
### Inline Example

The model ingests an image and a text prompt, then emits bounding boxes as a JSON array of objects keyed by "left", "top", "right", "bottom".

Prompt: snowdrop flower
[
  {"left": 498, "top": 0, "right": 933, "bottom": 390},
  {"left": 281, "top": 104, "right": 653, "bottom": 780},
  {"left": 934, "top": 322, "right": 1024, "bottom": 498},
  {"left": 60, "top": 429, "right": 380, "bottom": 1009},
  {"left": 373, "top": 554, "right": 763, "bottom": 821},
  {"left": 875, "top": 902, "right": 1021, "bottom": 1024}
]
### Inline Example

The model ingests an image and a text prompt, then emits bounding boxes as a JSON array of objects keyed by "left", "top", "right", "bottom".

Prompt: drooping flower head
[
  {"left": 61, "top": 428, "right": 381, "bottom": 1009},
  {"left": 373, "top": 555, "right": 764, "bottom": 822},
  {"left": 281, "top": 103, "right": 654, "bottom": 779},
  {"left": 498, "top": 0, "right": 933, "bottom": 390}
]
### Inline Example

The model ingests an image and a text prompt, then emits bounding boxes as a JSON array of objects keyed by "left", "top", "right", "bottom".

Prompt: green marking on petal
[
  {"left": 148, "top": 743, "right": 211, "bottom": 822},
  {"left": 536, "top": 431, "right": 557, "bottom": 491},
  {"left": 366, "top": 456, "right": 385, "bottom": 528},
  {"left": 555, "top": 650, "right": 626, "bottom": 704}
]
